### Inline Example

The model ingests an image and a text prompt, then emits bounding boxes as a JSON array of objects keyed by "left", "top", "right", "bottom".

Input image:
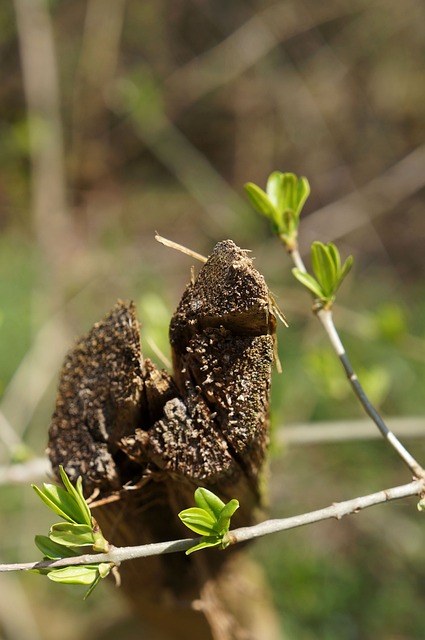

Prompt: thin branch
[
  {"left": 301, "top": 145, "right": 425, "bottom": 251},
  {"left": 229, "top": 478, "right": 424, "bottom": 544},
  {"left": 290, "top": 247, "right": 307, "bottom": 273},
  {"left": 0, "top": 479, "right": 422, "bottom": 574},
  {"left": 318, "top": 308, "right": 425, "bottom": 478},
  {"left": 287, "top": 245, "right": 425, "bottom": 479}
]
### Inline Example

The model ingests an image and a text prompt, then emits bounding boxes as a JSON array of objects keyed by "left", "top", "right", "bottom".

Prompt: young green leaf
[
  {"left": 46, "top": 565, "right": 99, "bottom": 586},
  {"left": 178, "top": 507, "right": 217, "bottom": 536},
  {"left": 338, "top": 254, "right": 354, "bottom": 286},
  {"left": 179, "top": 488, "right": 240, "bottom": 554},
  {"left": 244, "top": 183, "right": 279, "bottom": 223},
  {"left": 245, "top": 172, "right": 310, "bottom": 247},
  {"left": 194, "top": 487, "right": 226, "bottom": 520},
  {"left": 293, "top": 242, "right": 354, "bottom": 308},
  {"left": 278, "top": 172, "right": 311, "bottom": 221},
  {"left": 326, "top": 242, "right": 341, "bottom": 275},
  {"left": 59, "top": 466, "right": 92, "bottom": 526},
  {"left": 281, "top": 172, "right": 297, "bottom": 213},
  {"left": 34, "top": 468, "right": 109, "bottom": 550},
  {"left": 32, "top": 483, "right": 83, "bottom": 524},
  {"left": 41, "top": 562, "right": 113, "bottom": 599},
  {"left": 83, "top": 563, "right": 113, "bottom": 599},
  {"left": 266, "top": 171, "right": 285, "bottom": 213},
  {"left": 311, "top": 242, "right": 337, "bottom": 297},
  {"left": 294, "top": 175, "right": 311, "bottom": 218},
  {"left": 216, "top": 499, "right": 239, "bottom": 534},
  {"left": 186, "top": 536, "right": 223, "bottom": 555},
  {"left": 34, "top": 535, "right": 79, "bottom": 560},
  {"left": 292, "top": 269, "right": 324, "bottom": 299},
  {"left": 33, "top": 468, "right": 112, "bottom": 599},
  {"left": 49, "top": 522, "right": 95, "bottom": 548}
]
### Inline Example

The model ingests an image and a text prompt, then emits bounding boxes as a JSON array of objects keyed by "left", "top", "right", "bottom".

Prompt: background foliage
[{"left": 1, "top": 0, "right": 425, "bottom": 638}]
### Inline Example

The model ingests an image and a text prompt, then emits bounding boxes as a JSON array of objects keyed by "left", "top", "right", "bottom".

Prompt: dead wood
[{"left": 47, "top": 240, "right": 281, "bottom": 640}]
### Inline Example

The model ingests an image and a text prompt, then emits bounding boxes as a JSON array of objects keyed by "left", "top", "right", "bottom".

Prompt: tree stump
[{"left": 47, "top": 240, "right": 282, "bottom": 640}]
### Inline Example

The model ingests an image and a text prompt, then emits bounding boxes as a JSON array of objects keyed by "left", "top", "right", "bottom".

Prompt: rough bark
[{"left": 47, "top": 240, "right": 281, "bottom": 640}]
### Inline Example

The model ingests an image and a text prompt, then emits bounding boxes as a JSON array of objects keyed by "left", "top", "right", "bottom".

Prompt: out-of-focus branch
[
  {"left": 0, "top": 458, "right": 50, "bottom": 485},
  {"left": 1, "top": 415, "right": 424, "bottom": 485},
  {"left": 0, "top": 411, "right": 24, "bottom": 456},
  {"left": 165, "top": 4, "right": 355, "bottom": 109},
  {"left": 281, "top": 417, "right": 425, "bottom": 446},
  {"left": 70, "top": 0, "right": 127, "bottom": 185},
  {"left": 13, "top": 0, "right": 70, "bottom": 269},
  {"left": 0, "top": 315, "right": 70, "bottom": 441},
  {"left": 112, "top": 88, "right": 247, "bottom": 231},
  {"left": 301, "top": 145, "right": 425, "bottom": 250}
]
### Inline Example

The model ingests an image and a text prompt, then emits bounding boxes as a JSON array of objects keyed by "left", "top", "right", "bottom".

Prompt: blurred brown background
[{"left": 1, "top": 1, "right": 425, "bottom": 638}]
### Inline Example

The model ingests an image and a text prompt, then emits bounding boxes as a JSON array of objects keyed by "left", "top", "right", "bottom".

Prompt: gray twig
[{"left": 0, "top": 478, "right": 423, "bottom": 573}]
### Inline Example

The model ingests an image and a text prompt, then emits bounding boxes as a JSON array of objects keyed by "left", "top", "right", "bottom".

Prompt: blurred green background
[{"left": 1, "top": 0, "right": 425, "bottom": 638}]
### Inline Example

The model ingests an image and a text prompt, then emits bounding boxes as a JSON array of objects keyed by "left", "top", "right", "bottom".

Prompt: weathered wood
[{"left": 47, "top": 240, "right": 281, "bottom": 639}]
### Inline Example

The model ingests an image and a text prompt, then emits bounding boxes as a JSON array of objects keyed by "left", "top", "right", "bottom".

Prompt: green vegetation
[
  {"left": 32, "top": 467, "right": 112, "bottom": 599},
  {"left": 1, "top": 0, "right": 425, "bottom": 637},
  {"left": 178, "top": 488, "right": 239, "bottom": 554}
]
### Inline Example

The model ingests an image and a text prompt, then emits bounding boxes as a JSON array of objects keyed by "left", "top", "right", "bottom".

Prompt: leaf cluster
[
  {"left": 293, "top": 241, "right": 353, "bottom": 309},
  {"left": 32, "top": 466, "right": 112, "bottom": 599},
  {"left": 178, "top": 488, "right": 239, "bottom": 554},
  {"left": 245, "top": 172, "right": 353, "bottom": 308},
  {"left": 244, "top": 171, "right": 310, "bottom": 249}
]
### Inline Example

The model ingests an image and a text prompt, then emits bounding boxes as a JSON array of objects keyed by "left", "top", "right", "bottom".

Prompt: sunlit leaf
[
  {"left": 194, "top": 488, "right": 225, "bottom": 520},
  {"left": 49, "top": 522, "right": 95, "bottom": 548},
  {"left": 281, "top": 173, "right": 297, "bottom": 213},
  {"left": 59, "top": 466, "right": 92, "bottom": 526},
  {"left": 32, "top": 483, "right": 82, "bottom": 524},
  {"left": 46, "top": 565, "right": 99, "bottom": 586},
  {"left": 244, "top": 183, "right": 279, "bottom": 223},
  {"left": 311, "top": 242, "right": 336, "bottom": 297},
  {"left": 178, "top": 507, "right": 217, "bottom": 536},
  {"left": 338, "top": 255, "right": 354, "bottom": 285},
  {"left": 245, "top": 172, "right": 310, "bottom": 243},
  {"left": 266, "top": 171, "right": 285, "bottom": 212},
  {"left": 294, "top": 176, "right": 311, "bottom": 218},
  {"left": 216, "top": 499, "right": 239, "bottom": 533},
  {"left": 326, "top": 242, "right": 341, "bottom": 274},
  {"left": 185, "top": 536, "right": 222, "bottom": 555},
  {"left": 292, "top": 269, "right": 324, "bottom": 299}
]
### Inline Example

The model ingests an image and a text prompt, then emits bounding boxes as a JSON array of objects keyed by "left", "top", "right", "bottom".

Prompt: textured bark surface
[{"left": 48, "top": 240, "right": 281, "bottom": 640}]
